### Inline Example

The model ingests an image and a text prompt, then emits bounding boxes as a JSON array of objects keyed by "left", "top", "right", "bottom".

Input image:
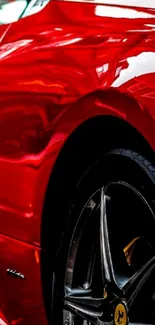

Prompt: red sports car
[{"left": 1, "top": 0, "right": 155, "bottom": 324}]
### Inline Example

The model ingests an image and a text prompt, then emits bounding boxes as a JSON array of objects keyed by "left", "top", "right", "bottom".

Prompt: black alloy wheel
[{"left": 53, "top": 149, "right": 155, "bottom": 325}]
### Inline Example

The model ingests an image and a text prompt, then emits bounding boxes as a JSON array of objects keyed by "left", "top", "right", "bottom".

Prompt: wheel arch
[
  {"left": 38, "top": 88, "right": 155, "bottom": 242},
  {"left": 40, "top": 88, "right": 155, "bottom": 321}
]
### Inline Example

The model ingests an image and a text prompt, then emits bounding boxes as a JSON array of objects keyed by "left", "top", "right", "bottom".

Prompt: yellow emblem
[{"left": 114, "top": 303, "right": 128, "bottom": 325}]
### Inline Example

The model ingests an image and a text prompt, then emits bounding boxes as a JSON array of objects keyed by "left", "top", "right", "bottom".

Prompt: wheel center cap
[{"left": 114, "top": 303, "right": 128, "bottom": 325}]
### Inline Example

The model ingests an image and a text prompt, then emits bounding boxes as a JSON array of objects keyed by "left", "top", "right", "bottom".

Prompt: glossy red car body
[{"left": 0, "top": 0, "right": 155, "bottom": 324}]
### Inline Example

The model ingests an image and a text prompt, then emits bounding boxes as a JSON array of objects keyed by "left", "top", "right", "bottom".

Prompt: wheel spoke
[
  {"left": 64, "top": 288, "right": 105, "bottom": 324},
  {"left": 100, "top": 188, "right": 122, "bottom": 297},
  {"left": 100, "top": 188, "right": 113, "bottom": 284},
  {"left": 123, "top": 256, "right": 155, "bottom": 309}
]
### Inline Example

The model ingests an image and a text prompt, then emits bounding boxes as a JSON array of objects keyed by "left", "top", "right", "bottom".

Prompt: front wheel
[{"left": 53, "top": 149, "right": 155, "bottom": 325}]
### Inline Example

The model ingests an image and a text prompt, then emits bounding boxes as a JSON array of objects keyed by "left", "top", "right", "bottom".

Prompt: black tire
[{"left": 52, "top": 148, "right": 155, "bottom": 325}]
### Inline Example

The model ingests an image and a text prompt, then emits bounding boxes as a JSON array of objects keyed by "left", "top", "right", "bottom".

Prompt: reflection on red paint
[
  {"left": 35, "top": 250, "right": 40, "bottom": 264},
  {"left": 11, "top": 318, "right": 23, "bottom": 325},
  {"left": 0, "top": 311, "right": 9, "bottom": 325},
  {"left": 0, "top": 319, "right": 8, "bottom": 325}
]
